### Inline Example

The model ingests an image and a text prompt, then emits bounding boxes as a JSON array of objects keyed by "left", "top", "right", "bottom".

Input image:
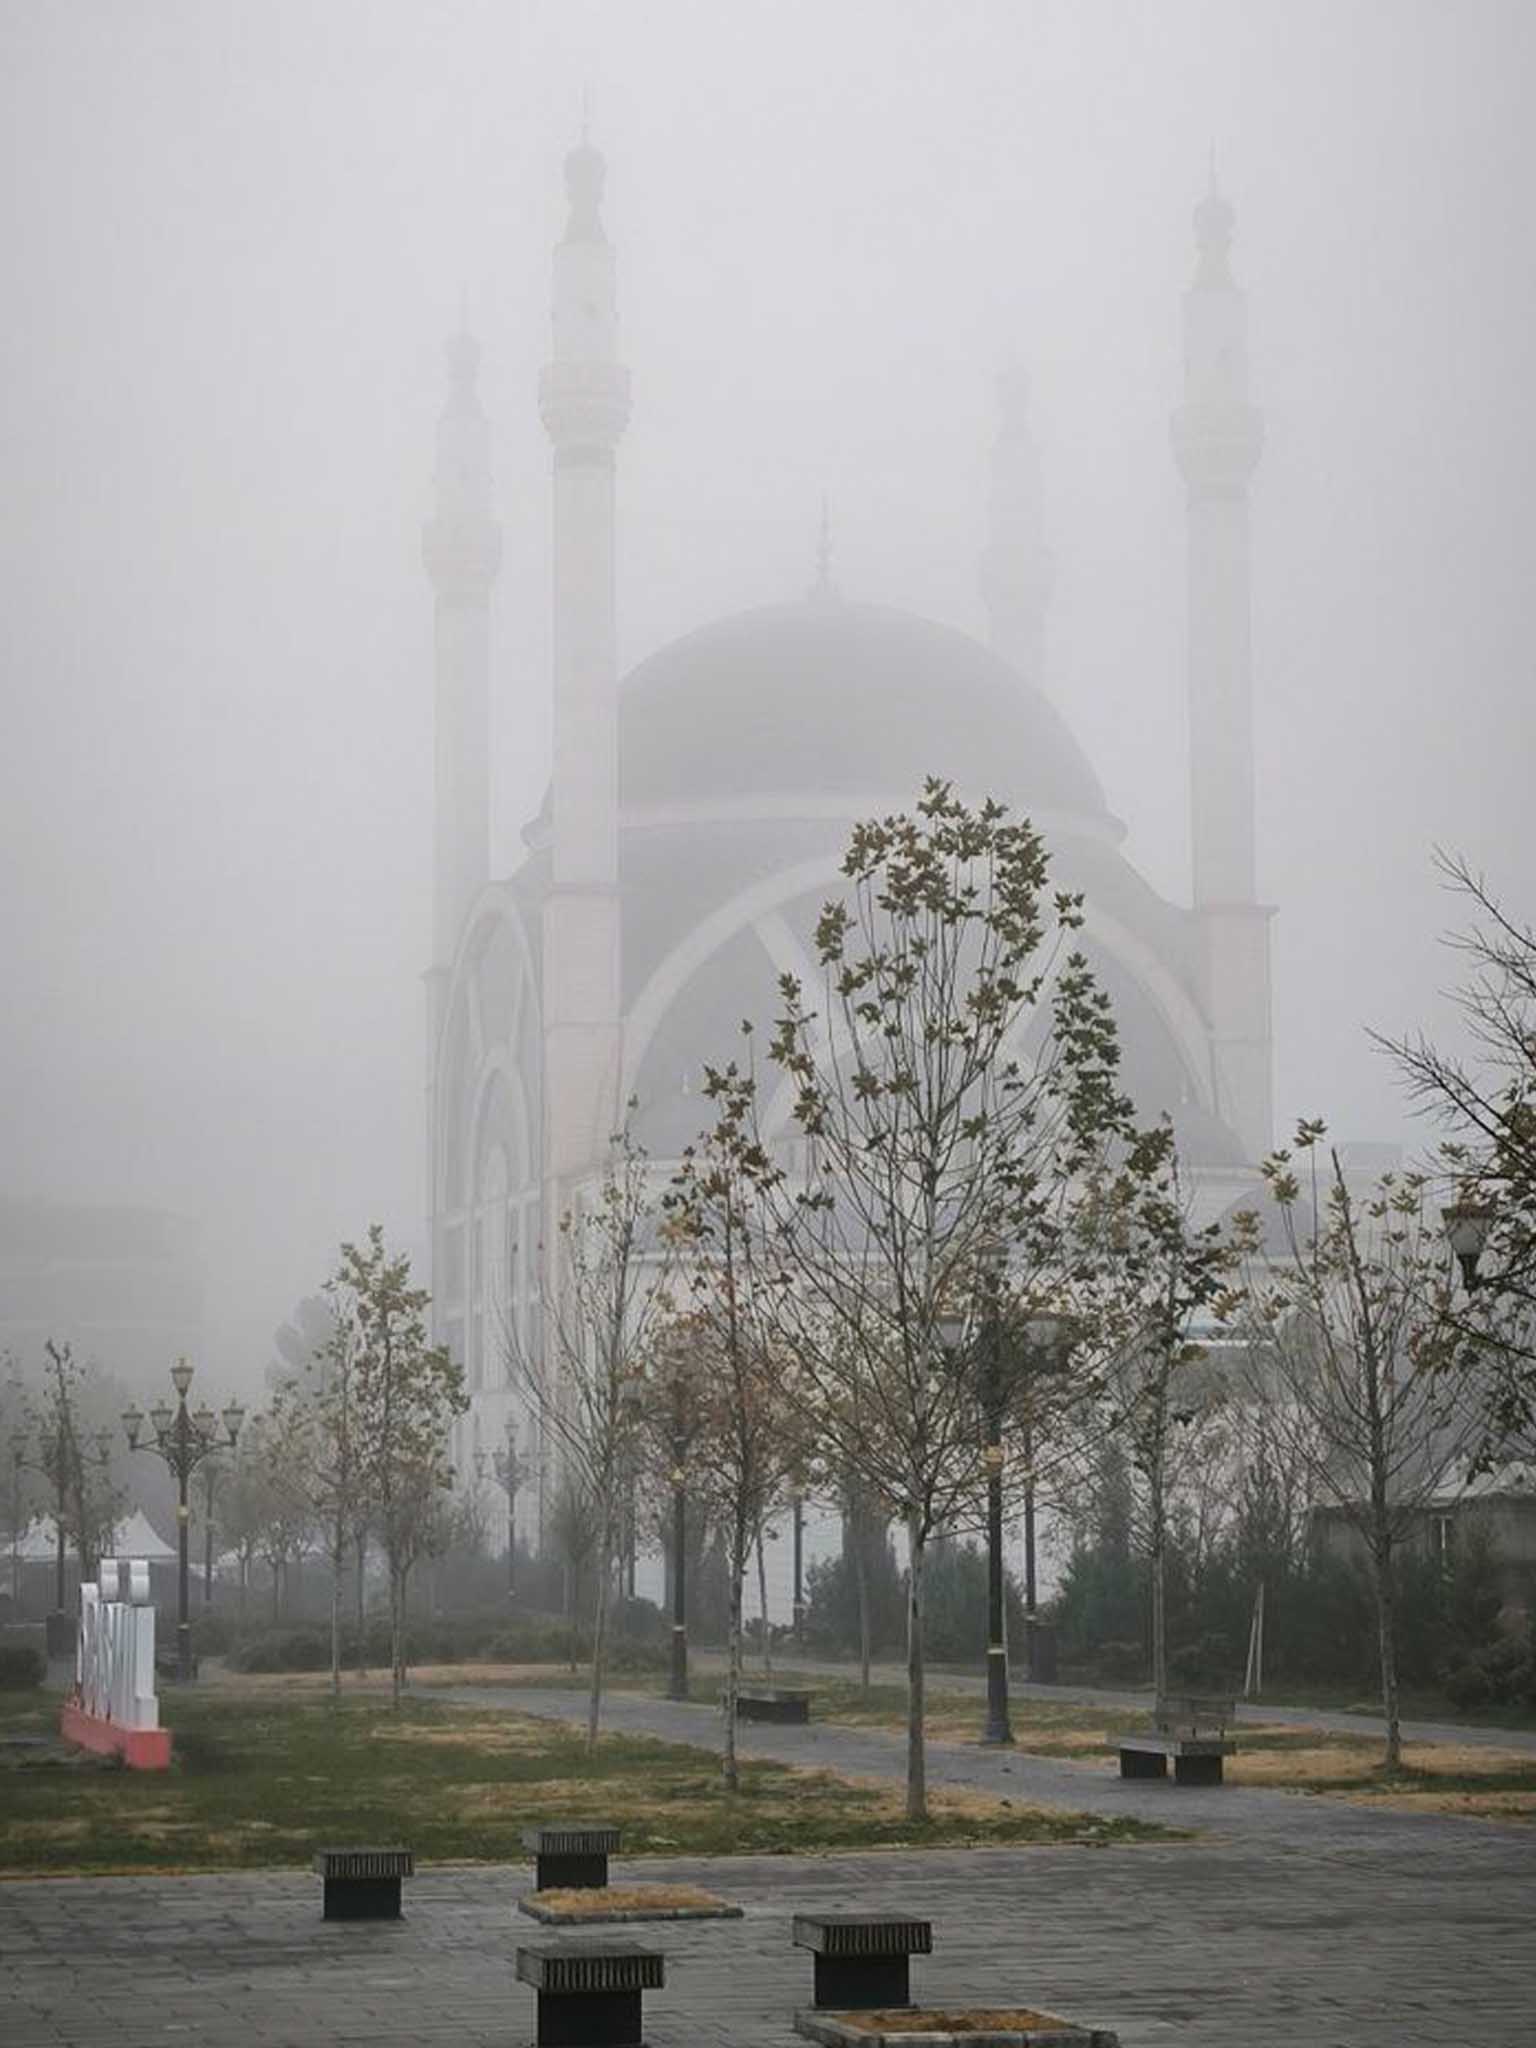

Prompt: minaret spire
[
  {"left": 979, "top": 361, "right": 1053, "bottom": 683},
  {"left": 1170, "top": 172, "right": 1273, "bottom": 1157},
  {"left": 423, "top": 323, "right": 502, "bottom": 973},
  {"left": 538, "top": 135, "right": 631, "bottom": 1182}
]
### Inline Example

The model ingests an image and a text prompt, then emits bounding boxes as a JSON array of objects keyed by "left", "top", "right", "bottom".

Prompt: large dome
[{"left": 617, "top": 597, "right": 1112, "bottom": 822}]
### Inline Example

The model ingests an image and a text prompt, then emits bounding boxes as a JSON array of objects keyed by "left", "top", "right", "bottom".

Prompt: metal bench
[
  {"left": 1116, "top": 1694, "right": 1236, "bottom": 1785},
  {"left": 792, "top": 1913, "right": 933, "bottom": 2009},
  {"left": 732, "top": 1687, "right": 812, "bottom": 1724},
  {"left": 515, "top": 1942, "right": 664, "bottom": 2047},
  {"left": 313, "top": 1845, "right": 414, "bottom": 1920},
  {"left": 522, "top": 1823, "right": 622, "bottom": 1892}
]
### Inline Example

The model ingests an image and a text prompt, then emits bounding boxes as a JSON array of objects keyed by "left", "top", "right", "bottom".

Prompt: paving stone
[{"left": 3, "top": 1684, "right": 1534, "bottom": 2046}]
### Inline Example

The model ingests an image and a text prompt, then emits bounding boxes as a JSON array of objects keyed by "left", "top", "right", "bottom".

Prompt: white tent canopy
[{"left": 12, "top": 1511, "right": 176, "bottom": 1564}]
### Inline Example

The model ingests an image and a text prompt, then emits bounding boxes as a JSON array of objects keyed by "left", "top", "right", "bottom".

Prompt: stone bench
[
  {"left": 1116, "top": 1693, "right": 1236, "bottom": 1786},
  {"left": 313, "top": 1845, "right": 414, "bottom": 1920},
  {"left": 522, "top": 1823, "right": 622, "bottom": 1892},
  {"left": 516, "top": 1941, "right": 664, "bottom": 2048},
  {"left": 792, "top": 1913, "right": 933, "bottom": 2009},
  {"left": 732, "top": 1687, "right": 812, "bottom": 1724}
]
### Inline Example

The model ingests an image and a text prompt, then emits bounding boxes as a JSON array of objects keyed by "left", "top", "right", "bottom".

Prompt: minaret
[
  {"left": 1170, "top": 174, "right": 1273, "bottom": 1159},
  {"left": 538, "top": 137, "right": 631, "bottom": 1185},
  {"left": 978, "top": 363, "right": 1053, "bottom": 685},
  {"left": 422, "top": 328, "right": 502, "bottom": 981}
]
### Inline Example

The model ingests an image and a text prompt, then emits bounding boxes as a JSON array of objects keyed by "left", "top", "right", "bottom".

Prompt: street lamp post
[
  {"left": 1444, "top": 1199, "right": 1496, "bottom": 1294},
  {"left": 978, "top": 1248, "right": 1012, "bottom": 1747},
  {"left": 1016, "top": 1313, "right": 1075, "bottom": 1684},
  {"left": 935, "top": 1286, "right": 1015, "bottom": 1744},
  {"left": 122, "top": 1361, "right": 244, "bottom": 1684},
  {"left": 792, "top": 1493, "right": 806, "bottom": 1650},
  {"left": 490, "top": 1423, "right": 525, "bottom": 1597},
  {"left": 7, "top": 1428, "right": 26, "bottom": 1609},
  {"left": 668, "top": 1457, "right": 689, "bottom": 1701}
]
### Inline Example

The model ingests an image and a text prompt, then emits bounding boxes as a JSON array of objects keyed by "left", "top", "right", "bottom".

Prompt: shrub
[
  {"left": 0, "top": 1644, "right": 46, "bottom": 1689},
  {"left": 1440, "top": 1637, "right": 1534, "bottom": 1711},
  {"left": 223, "top": 1608, "right": 669, "bottom": 1676}
]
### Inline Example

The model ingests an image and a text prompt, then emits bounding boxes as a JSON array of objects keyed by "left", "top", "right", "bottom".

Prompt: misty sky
[{"left": 2, "top": 0, "right": 1533, "bottom": 1386}]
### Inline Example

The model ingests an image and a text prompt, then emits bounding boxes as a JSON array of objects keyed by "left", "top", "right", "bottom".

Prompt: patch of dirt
[
  {"left": 0, "top": 1820, "right": 91, "bottom": 1845},
  {"left": 205, "top": 1662, "right": 571, "bottom": 1694},
  {"left": 365, "top": 1717, "right": 553, "bottom": 1753},
  {"left": 1232, "top": 1740, "right": 1536, "bottom": 1787},
  {"left": 834, "top": 2010, "right": 1068, "bottom": 2034},
  {"left": 530, "top": 1883, "right": 730, "bottom": 1914},
  {"left": 1339, "top": 1786, "right": 1536, "bottom": 1819}
]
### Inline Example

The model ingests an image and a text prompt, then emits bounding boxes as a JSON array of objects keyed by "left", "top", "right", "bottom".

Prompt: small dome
[{"left": 617, "top": 598, "right": 1111, "bottom": 821}]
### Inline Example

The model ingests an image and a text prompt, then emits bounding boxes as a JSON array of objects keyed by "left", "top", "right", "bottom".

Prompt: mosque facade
[{"left": 422, "top": 143, "right": 1272, "bottom": 1533}]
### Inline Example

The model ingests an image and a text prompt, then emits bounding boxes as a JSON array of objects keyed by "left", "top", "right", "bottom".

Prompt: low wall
[{"left": 59, "top": 1697, "right": 172, "bottom": 1770}]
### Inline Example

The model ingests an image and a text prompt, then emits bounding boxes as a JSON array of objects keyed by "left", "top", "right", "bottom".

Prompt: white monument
[{"left": 61, "top": 1553, "right": 171, "bottom": 1768}]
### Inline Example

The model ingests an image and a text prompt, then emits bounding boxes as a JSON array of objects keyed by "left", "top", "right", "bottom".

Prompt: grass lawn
[
  {"left": 0, "top": 1689, "right": 1177, "bottom": 1877},
  {"left": 205, "top": 1660, "right": 1536, "bottom": 1819}
]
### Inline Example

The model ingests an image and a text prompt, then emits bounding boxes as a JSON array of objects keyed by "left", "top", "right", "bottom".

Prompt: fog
[{"left": 2, "top": 0, "right": 1533, "bottom": 1388}]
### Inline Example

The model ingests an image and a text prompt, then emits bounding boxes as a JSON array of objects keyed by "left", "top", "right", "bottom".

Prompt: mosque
[{"left": 422, "top": 140, "right": 1272, "bottom": 1546}]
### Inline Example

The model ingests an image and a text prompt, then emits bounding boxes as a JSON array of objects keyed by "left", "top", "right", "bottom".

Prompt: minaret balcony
[
  {"left": 540, "top": 360, "right": 632, "bottom": 453},
  {"left": 422, "top": 515, "right": 503, "bottom": 602},
  {"left": 1170, "top": 400, "right": 1264, "bottom": 497}
]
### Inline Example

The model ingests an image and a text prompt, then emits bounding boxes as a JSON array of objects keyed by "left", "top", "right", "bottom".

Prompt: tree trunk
[
  {"left": 586, "top": 1513, "right": 614, "bottom": 1752},
  {"left": 854, "top": 1516, "right": 872, "bottom": 1697},
  {"left": 389, "top": 1565, "right": 407, "bottom": 1707},
  {"left": 1148, "top": 1432, "right": 1168, "bottom": 1704},
  {"left": 329, "top": 1526, "right": 344, "bottom": 1701},
  {"left": 722, "top": 1540, "right": 745, "bottom": 1792},
  {"left": 904, "top": 1510, "right": 928, "bottom": 1824},
  {"left": 354, "top": 1536, "right": 367, "bottom": 1673},
  {"left": 1372, "top": 1537, "right": 1403, "bottom": 1772},
  {"left": 756, "top": 1524, "right": 772, "bottom": 1679}
]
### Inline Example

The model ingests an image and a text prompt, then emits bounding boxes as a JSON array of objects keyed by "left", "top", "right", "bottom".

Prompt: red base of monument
[{"left": 60, "top": 1699, "right": 172, "bottom": 1770}]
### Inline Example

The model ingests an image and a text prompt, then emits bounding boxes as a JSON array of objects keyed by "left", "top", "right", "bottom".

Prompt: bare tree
[
  {"left": 696, "top": 783, "right": 1152, "bottom": 1821},
  {"left": 1377, "top": 854, "right": 1536, "bottom": 1454},
  {"left": 1093, "top": 1153, "right": 1240, "bottom": 1699},
  {"left": 1228, "top": 1125, "right": 1478, "bottom": 1768},
  {"left": 270, "top": 1291, "right": 356, "bottom": 1695},
  {"left": 667, "top": 1083, "right": 812, "bottom": 1788},
  {"left": 506, "top": 1124, "right": 673, "bottom": 1749}
]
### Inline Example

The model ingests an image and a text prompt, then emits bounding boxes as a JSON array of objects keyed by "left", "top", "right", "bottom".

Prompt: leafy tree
[
  {"left": 693, "top": 782, "right": 1151, "bottom": 1820},
  {"left": 333, "top": 1226, "right": 465, "bottom": 1705}
]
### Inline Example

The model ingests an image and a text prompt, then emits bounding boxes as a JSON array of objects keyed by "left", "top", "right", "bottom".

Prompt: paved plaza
[{"left": 3, "top": 1684, "right": 1534, "bottom": 2048}]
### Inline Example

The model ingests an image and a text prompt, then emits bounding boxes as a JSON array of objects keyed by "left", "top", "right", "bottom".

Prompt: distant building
[
  {"left": 422, "top": 146, "right": 1274, "bottom": 1598},
  {"left": 1314, "top": 1465, "right": 1536, "bottom": 1620},
  {"left": 0, "top": 1198, "right": 205, "bottom": 1390}
]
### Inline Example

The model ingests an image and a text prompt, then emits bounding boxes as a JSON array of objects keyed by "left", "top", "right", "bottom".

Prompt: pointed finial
[
  {"left": 1193, "top": 154, "right": 1235, "bottom": 286},
  {"left": 446, "top": 325, "right": 481, "bottom": 397},
  {"left": 810, "top": 491, "right": 837, "bottom": 601},
  {"left": 563, "top": 120, "right": 607, "bottom": 243},
  {"left": 996, "top": 357, "right": 1032, "bottom": 434}
]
